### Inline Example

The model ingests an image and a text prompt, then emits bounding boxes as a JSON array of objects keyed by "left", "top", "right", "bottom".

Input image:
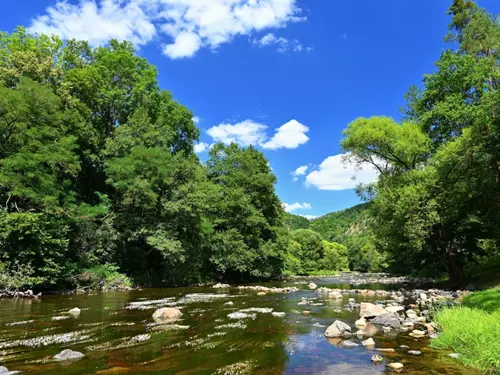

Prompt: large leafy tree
[{"left": 206, "top": 143, "right": 284, "bottom": 279}]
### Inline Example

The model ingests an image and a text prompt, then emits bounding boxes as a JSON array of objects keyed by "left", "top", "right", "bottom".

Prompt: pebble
[
  {"left": 371, "top": 354, "right": 383, "bottom": 363},
  {"left": 388, "top": 362, "right": 404, "bottom": 371},
  {"left": 408, "top": 350, "right": 422, "bottom": 356}
]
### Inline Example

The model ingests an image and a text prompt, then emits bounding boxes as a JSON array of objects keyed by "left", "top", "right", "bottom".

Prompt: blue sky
[{"left": 2, "top": 0, "right": 500, "bottom": 219}]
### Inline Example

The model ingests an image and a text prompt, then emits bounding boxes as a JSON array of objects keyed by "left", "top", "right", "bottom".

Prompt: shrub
[{"left": 77, "top": 264, "right": 132, "bottom": 291}]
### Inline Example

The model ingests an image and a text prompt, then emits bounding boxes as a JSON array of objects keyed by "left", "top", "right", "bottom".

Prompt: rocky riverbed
[{"left": 0, "top": 274, "right": 477, "bottom": 374}]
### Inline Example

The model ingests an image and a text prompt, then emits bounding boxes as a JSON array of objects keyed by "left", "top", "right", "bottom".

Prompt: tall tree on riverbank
[{"left": 342, "top": 0, "right": 500, "bottom": 283}]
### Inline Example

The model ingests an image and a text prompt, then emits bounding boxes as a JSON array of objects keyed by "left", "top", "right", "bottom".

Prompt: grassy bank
[{"left": 431, "top": 287, "right": 500, "bottom": 374}]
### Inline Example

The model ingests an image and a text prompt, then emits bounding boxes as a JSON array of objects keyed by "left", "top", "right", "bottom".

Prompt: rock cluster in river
[
  {"left": 0, "top": 289, "right": 41, "bottom": 299},
  {"left": 237, "top": 285, "right": 299, "bottom": 293}
]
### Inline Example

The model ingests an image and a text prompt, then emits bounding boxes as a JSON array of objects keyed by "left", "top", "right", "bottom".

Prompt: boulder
[
  {"left": 54, "top": 349, "right": 85, "bottom": 361},
  {"left": 355, "top": 317, "right": 367, "bottom": 327},
  {"left": 388, "top": 363, "right": 404, "bottom": 372},
  {"left": 385, "top": 306, "right": 405, "bottom": 314},
  {"left": 152, "top": 307, "right": 183, "bottom": 322},
  {"left": 271, "top": 312, "right": 286, "bottom": 318},
  {"left": 328, "top": 291, "right": 343, "bottom": 299},
  {"left": 360, "top": 303, "right": 386, "bottom": 318},
  {"left": 370, "top": 313, "right": 402, "bottom": 328},
  {"left": 0, "top": 366, "right": 20, "bottom": 375},
  {"left": 213, "top": 283, "right": 230, "bottom": 289},
  {"left": 362, "top": 338, "right": 375, "bottom": 347},
  {"left": 341, "top": 340, "right": 359, "bottom": 348},
  {"left": 308, "top": 282, "right": 318, "bottom": 290},
  {"left": 68, "top": 307, "right": 81, "bottom": 316},
  {"left": 324, "top": 320, "right": 351, "bottom": 338},
  {"left": 424, "top": 323, "right": 435, "bottom": 334}
]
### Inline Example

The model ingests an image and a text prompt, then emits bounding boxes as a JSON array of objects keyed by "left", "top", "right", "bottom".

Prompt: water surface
[{"left": 0, "top": 276, "right": 478, "bottom": 374}]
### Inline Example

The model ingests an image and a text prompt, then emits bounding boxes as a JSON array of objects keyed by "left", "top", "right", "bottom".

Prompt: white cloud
[
  {"left": 291, "top": 165, "right": 309, "bottom": 182},
  {"left": 194, "top": 141, "right": 209, "bottom": 153},
  {"left": 192, "top": 116, "right": 200, "bottom": 124},
  {"left": 252, "top": 32, "right": 307, "bottom": 53},
  {"left": 260, "top": 119, "right": 309, "bottom": 150},
  {"left": 283, "top": 202, "right": 312, "bottom": 212},
  {"left": 206, "top": 119, "right": 309, "bottom": 150},
  {"left": 299, "top": 214, "right": 317, "bottom": 220},
  {"left": 305, "top": 153, "right": 379, "bottom": 191},
  {"left": 29, "top": 0, "right": 305, "bottom": 59},
  {"left": 29, "top": 0, "right": 156, "bottom": 46},
  {"left": 207, "top": 120, "right": 267, "bottom": 146}
]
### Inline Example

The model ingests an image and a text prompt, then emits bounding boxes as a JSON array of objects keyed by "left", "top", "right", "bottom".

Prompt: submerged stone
[
  {"left": 324, "top": 320, "right": 351, "bottom": 338},
  {"left": 54, "top": 349, "right": 85, "bottom": 361}
]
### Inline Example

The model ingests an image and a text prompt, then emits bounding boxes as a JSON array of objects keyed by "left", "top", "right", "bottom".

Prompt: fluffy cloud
[
  {"left": 194, "top": 142, "right": 209, "bottom": 153},
  {"left": 192, "top": 116, "right": 200, "bottom": 124},
  {"left": 306, "top": 153, "right": 379, "bottom": 190},
  {"left": 207, "top": 120, "right": 267, "bottom": 146},
  {"left": 299, "top": 214, "right": 318, "bottom": 220},
  {"left": 29, "top": 0, "right": 156, "bottom": 46},
  {"left": 29, "top": 0, "right": 305, "bottom": 59},
  {"left": 291, "top": 165, "right": 309, "bottom": 181},
  {"left": 252, "top": 32, "right": 306, "bottom": 53},
  {"left": 283, "top": 202, "right": 312, "bottom": 212},
  {"left": 260, "top": 119, "right": 309, "bottom": 150},
  {"left": 206, "top": 119, "right": 309, "bottom": 150}
]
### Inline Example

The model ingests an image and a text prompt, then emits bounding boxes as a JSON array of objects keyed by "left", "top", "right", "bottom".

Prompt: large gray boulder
[
  {"left": 324, "top": 320, "right": 351, "bottom": 338},
  {"left": 360, "top": 302, "right": 386, "bottom": 318},
  {"left": 153, "top": 307, "right": 183, "bottom": 323},
  {"left": 370, "top": 313, "right": 402, "bottom": 328},
  {"left": 0, "top": 366, "right": 20, "bottom": 375},
  {"left": 54, "top": 349, "right": 85, "bottom": 361}
]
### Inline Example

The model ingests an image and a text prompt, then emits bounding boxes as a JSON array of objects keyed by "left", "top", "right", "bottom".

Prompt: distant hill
[
  {"left": 284, "top": 212, "right": 311, "bottom": 230},
  {"left": 310, "top": 203, "right": 371, "bottom": 243}
]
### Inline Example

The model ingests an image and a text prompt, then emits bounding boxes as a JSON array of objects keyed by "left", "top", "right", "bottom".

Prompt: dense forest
[{"left": 1, "top": 0, "right": 500, "bottom": 291}]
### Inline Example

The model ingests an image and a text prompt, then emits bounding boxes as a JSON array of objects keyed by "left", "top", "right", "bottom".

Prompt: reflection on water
[{"left": 0, "top": 276, "right": 479, "bottom": 374}]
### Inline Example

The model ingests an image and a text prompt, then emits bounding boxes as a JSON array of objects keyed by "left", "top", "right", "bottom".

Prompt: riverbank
[{"left": 431, "top": 286, "right": 500, "bottom": 374}]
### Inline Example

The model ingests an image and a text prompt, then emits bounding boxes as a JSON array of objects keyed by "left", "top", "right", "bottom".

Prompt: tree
[
  {"left": 289, "top": 229, "right": 324, "bottom": 273},
  {"left": 206, "top": 143, "right": 284, "bottom": 279},
  {"left": 321, "top": 241, "right": 349, "bottom": 271}
]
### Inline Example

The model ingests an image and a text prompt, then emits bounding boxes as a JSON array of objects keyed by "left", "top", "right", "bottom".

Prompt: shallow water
[{"left": 0, "top": 276, "right": 479, "bottom": 374}]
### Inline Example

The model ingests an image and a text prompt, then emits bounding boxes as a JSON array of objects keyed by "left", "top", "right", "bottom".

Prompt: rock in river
[
  {"left": 370, "top": 313, "right": 402, "bottom": 328},
  {"left": 371, "top": 355, "right": 383, "bottom": 363},
  {"left": 362, "top": 338, "right": 375, "bottom": 347},
  {"left": 54, "top": 349, "right": 85, "bottom": 361},
  {"left": 385, "top": 305, "right": 405, "bottom": 314},
  {"left": 388, "top": 362, "right": 404, "bottom": 372},
  {"left": 152, "top": 307, "right": 183, "bottom": 323},
  {"left": 68, "top": 307, "right": 81, "bottom": 316},
  {"left": 324, "top": 320, "right": 351, "bottom": 338},
  {"left": 0, "top": 366, "right": 20, "bottom": 375},
  {"left": 328, "top": 291, "right": 343, "bottom": 299},
  {"left": 308, "top": 282, "right": 318, "bottom": 290},
  {"left": 213, "top": 283, "right": 230, "bottom": 289},
  {"left": 360, "top": 302, "right": 386, "bottom": 318}
]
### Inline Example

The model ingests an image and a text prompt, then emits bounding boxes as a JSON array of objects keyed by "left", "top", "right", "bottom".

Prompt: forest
[{"left": 1, "top": 0, "right": 500, "bottom": 291}]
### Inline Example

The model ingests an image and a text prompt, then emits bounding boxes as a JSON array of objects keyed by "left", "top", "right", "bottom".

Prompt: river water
[{"left": 0, "top": 275, "right": 479, "bottom": 374}]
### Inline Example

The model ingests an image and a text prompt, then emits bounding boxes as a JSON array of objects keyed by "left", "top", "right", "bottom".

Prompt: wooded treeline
[
  {"left": 0, "top": 28, "right": 349, "bottom": 291},
  {"left": 341, "top": 0, "right": 500, "bottom": 284}
]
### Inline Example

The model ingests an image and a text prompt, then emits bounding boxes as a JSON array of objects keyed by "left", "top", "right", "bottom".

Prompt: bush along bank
[{"left": 431, "top": 287, "right": 500, "bottom": 374}]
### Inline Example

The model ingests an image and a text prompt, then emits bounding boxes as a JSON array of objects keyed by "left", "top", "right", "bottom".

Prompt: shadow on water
[{"left": 0, "top": 275, "right": 480, "bottom": 374}]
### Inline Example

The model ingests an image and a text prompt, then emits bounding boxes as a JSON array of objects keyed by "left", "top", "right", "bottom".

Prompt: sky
[{"left": 2, "top": 0, "right": 500, "bottom": 219}]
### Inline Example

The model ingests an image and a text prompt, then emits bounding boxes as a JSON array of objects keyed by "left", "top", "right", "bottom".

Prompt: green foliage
[
  {"left": 0, "top": 28, "right": 287, "bottom": 290},
  {"left": 461, "top": 286, "right": 500, "bottom": 313},
  {"left": 0, "top": 261, "right": 45, "bottom": 291},
  {"left": 321, "top": 240, "right": 349, "bottom": 271},
  {"left": 432, "top": 306, "right": 500, "bottom": 373},
  {"left": 340, "top": 0, "right": 500, "bottom": 284},
  {"left": 76, "top": 264, "right": 132, "bottom": 291},
  {"left": 284, "top": 212, "right": 310, "bottom": 230},
  {"left": 289, "top": 229, "right": 324, "bottom": 273}
]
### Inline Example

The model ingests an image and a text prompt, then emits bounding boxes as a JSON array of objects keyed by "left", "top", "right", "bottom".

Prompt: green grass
[
  {"left": 304, "top": 270, "right": 339, "bottom": 276},
  {"left": 431, "top": 287, "right": 500, "bottom": 374},
  {"left": 461, "top": 286, "right": 500, "bottom": 312}
]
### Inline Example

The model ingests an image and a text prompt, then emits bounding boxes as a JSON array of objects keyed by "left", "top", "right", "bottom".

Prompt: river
[{"left": 0, "top": 275, "right": 479, "bottom": 374}]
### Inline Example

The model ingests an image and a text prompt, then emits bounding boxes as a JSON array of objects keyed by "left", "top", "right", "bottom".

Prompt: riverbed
[{"left": 0, "top": 275, "right": 478, "bottom": 374}]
